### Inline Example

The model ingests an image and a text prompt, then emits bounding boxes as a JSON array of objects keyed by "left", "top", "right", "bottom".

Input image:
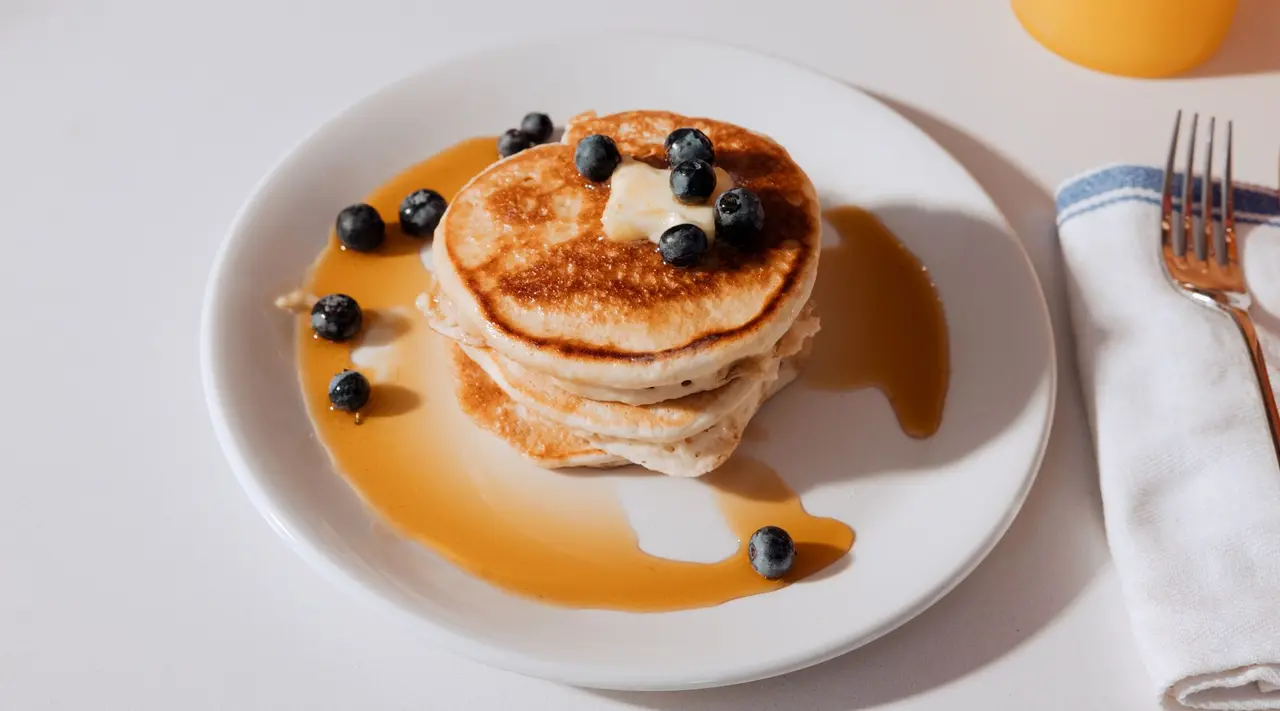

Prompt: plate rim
[{"left": 200, "top": 30, "right": 1058, "bottom": 691}]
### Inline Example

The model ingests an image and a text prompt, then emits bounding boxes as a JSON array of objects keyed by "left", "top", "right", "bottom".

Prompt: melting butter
[{"left": 601, "top": 158, "right": 734, "bottom": 244}]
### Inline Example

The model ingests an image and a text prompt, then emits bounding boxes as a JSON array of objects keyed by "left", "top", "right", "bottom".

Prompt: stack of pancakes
[{"left": 419, "top": 110, "right": 822, "bottom": 477}]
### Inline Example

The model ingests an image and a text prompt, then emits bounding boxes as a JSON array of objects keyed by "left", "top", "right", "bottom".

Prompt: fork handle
[{"left": 1225, "top": 305, "right": 1280, "bottom": 465}]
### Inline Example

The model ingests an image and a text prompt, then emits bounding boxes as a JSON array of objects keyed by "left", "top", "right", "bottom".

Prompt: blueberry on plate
[
  {"left": 658, "top": 223, "right": 708, "bottom": 267},
  {"left": 335, "top": 203, "right": 385, "bottom": 252},
  {"left": 311, "top": 294, "right": 363, "bottom": 342},
  {"left": 664, "top": 127, "right": 715, "bottom": 166},
  {"left": 669, "top": 159, "right": 717, "bottom": 205},
  {"left": 328, "top": 370, "right": 371, "bottom": 412},
  {"left": 399, "top": 189, "right": 447, "bottom": 238},
  {"left": 574, "top": 134, "right": 621, "bottom": 182},
  {"left": 498, "top": 128, "right": 534, "bottom": 158},
  {"left": 747, "top": 525, "right": 795, "bottom": 580},
  {"left": 520, "top": 112, "right": 554, "bottom": 144},
  {"left": 714, "top": 187, "right": 766, "bottom": 249}
]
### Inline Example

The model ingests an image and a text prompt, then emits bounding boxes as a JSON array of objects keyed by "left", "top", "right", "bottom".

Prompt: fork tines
[{"left": 1161, "top": 111, "right": 1235, "bottom": 266}]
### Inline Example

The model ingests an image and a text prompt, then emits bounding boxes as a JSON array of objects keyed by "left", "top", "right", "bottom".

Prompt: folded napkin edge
[
  {"left": 1057, "top": 164, "right": 1280, "bottom": 203},
  {"left": 1056, "top": 165, "right": 1280, "bottom": 230}
]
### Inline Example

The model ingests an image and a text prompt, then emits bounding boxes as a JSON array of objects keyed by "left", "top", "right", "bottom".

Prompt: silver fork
[{"left": 1159, "top": 111, "right": 1280, "bottom": 462}]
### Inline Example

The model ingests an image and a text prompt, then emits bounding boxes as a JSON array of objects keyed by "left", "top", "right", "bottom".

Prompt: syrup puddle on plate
[
  {"left": 291, "top": 137, "right": 947, "bottom": 611},
  {"left": 809, "top": 206, "right": 950, "bottom": 438}
]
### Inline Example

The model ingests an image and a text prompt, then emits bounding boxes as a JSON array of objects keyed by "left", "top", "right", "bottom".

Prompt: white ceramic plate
[{"left": 201, "top": 34, "right": 1055, "bottom": 691}]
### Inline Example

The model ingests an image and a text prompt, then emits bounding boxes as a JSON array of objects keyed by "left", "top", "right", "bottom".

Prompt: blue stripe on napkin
[{"left": 1056, "top": 165, "right": 1280, "bottom": 228}]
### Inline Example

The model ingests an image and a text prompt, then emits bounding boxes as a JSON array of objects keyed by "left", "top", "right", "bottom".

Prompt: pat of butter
[{"left": 600, "top": 158, "right": 734, "bottom": 244}]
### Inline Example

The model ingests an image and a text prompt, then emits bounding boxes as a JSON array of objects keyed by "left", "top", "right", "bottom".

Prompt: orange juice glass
[{"left": 1012, "top": 0, "right": 1237, "bottom": 78}]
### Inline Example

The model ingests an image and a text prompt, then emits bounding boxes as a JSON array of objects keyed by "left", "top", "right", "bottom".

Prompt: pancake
[
  {"left": 535, "top": 297, "right": 819, "bottom": 405},
  {"left": 589, "top": 347, "right": 808, "bottom": 477},
  {"left": 451, "top": 345, "right": 625, "bottom": 468},
  {"left": 451, "top": 339, "right": 810, "bottom": 478},
  {"left": 416, "top": 285, "right": 485, "bottom": 348},
  {"left": 460, "top": 343, "right": 761, "bottom": 444},
  {"left": 428, "top": 110, "right": 822, "bottom": 390},
  {"left": 533, "top": 363, "right": 739, "bottom": 406},
  {"left": 454, "top": 302, "right": 819, "bottom": 443},
  {"left": 421, "top": 281, "right": 744, "bottom": 404}
]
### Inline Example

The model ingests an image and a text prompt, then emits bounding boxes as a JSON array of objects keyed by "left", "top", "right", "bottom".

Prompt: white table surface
[{"left": 3, "top": 1, "right": 1278, "bottom": 709}]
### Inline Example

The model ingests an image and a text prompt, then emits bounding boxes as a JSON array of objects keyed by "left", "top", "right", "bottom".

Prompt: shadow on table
[
  {"left": 590, "top": 96, "right": 1111, "bottom": 711},
  {"left": 1186, "top": 0, "right": 1280, "bottom": 78}
]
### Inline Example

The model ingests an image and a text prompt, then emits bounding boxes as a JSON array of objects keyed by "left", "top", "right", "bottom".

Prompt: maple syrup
[
  {"left": 809, "top": 206, "right": 949, "bottom": 438},
  {"left": 292, "top": 138, "right": 946, "bottom": 611}
]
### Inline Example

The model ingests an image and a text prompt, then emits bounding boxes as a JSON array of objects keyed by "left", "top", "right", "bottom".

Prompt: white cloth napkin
[{"left": 1058, "top": 165, "right": 1280, "bottom": 710}]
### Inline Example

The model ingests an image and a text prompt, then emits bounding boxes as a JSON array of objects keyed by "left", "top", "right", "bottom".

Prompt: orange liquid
[
  {"left": 1013, "top": 0, "right": 1237, "bottom": 77},
  {"left": 293, "top": 138, "right": 946, "bottom": 611},
  {"left": 809, "top": 207, "right": 949, "bottom": 439}
]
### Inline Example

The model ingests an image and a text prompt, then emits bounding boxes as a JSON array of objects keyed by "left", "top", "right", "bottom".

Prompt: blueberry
[
  {"left": 664, "top": 127, "right": 715, "bottom": 166},
  {"left": 669, "top": 159, "right": 717, "bottom": 205},
  {"left": 658, "top": 224, "right": 708, "bottom": 267},
  {"left": 335, "top": 203, "right": 385, "bottom": 252},
  {"left": 714, "top": 187, "right": 766, "bottom": 249},
  {"left": 747, "top": 525, "right": 795, "bottom": 580},
  {"left": 311, "top": 294, "right": 363, "bottom": 342},
  {"left": 520, "top": 112, "right": 554, "bottom": 143},
  {"left": 574, "top": 134, "right": 621, "bottom": 182},
  {"left": 399, "top": 189, "right": 447, "bottom": 238},
  {"left": 498, "top": 128, "right": 533, "bottom": 158},
  {"left": 328, "top": 370, "right": 371, "bottom": 412}
]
